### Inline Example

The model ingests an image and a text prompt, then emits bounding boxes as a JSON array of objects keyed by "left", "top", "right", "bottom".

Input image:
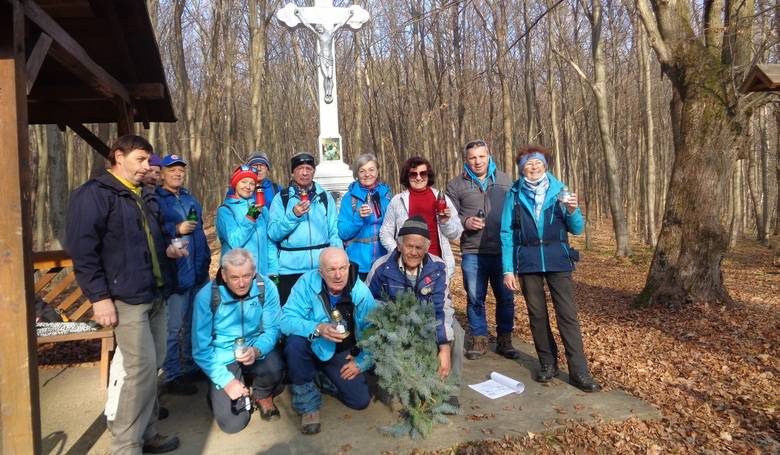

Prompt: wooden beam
[
  {"left": 17, "top": 0, "right": 131, "bottom": 103},
  {"left": 117, "top": 99, "right": 134, "bottom": 135},
  {"left": 25, "top": 31, "right": 51, "bottom": 94},
  {"left": 0, "top": 1, "right": 42, "bottom": 453},
  {"left": 65, "top": 122, "right": 110, "bottom": 158},
  {"left": 29, "top": 83, "right": 166, "bottom": 102}
]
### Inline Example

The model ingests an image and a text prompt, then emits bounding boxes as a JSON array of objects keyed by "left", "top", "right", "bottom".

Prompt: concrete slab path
[{"left": 39, "top": 340, "right": 659, "bottom": 455}]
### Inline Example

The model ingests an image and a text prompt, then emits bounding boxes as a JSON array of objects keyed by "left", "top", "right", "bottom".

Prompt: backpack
[
  {"left": 209, "top": 274, "right": 266, "bottom": 339},
  {"left": 280, "top": 187, "right": 328, "bottom": 211}
]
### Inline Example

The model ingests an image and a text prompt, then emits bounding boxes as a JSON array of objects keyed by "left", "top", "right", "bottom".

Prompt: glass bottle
[
  {"left": 255, "top": 187, "right": 265, "bottom": 207},
  {"left": 233, "top": 337, "right": 248, "bottom": 358},
  {"left": 558, "top": 186, "right": 571, "bottom": 204},
  {"left": 331, "top": 309, "right": 349, "bottom": 337},
  {"left": 187, "top": 206, "right": 198, "bottom": 222},
  {"left": 436, "top": 191, "right": 447, "bottom": 215}
]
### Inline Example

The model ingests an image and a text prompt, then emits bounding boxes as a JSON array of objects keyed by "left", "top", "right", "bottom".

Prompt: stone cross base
[{"left": 315, "top": 160, "right": 353, "bottom": 207}]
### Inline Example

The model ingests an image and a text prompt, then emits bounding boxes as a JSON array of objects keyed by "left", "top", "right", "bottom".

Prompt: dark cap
[
  {"left": 290, "top": 152, "right": 316, "bottom": 172},
  {"left": 397, "top": 215, "right": 430, "bottom": 239},
  {"left": 247, "top": 151, "right": 271, "bottom": 170}
]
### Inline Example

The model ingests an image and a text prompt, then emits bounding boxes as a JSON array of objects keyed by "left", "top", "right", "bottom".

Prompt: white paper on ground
[{"left": 468, "top": 371, "right": 525, "bottom": 399}]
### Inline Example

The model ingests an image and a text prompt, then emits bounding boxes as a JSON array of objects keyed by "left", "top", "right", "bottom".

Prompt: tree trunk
[
  {"left": 638, "top": 23, "right": 657, "bottom": 246},
  {"left": 494, "top": 0, "right": 513, "bottom": 177},
  {"left": 590, "top": 0, "right": 631, "bottom": 256}
]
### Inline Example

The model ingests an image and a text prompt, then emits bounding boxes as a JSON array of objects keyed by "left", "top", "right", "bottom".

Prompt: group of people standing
[{"left": 65, "top": 134, "right": 599, "bottom": 454}]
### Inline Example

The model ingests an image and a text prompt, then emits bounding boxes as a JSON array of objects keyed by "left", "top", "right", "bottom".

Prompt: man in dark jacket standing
[
  {"left": 66, "top": 135, "right": 186, "bottom": 455},
  {"left": 156, "top": 154, "right": 211, "bottom": 395},
  {"left": 446, "top": 140, "right": 519, "bottom": 360}
]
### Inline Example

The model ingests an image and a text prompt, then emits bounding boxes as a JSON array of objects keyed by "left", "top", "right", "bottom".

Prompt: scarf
[
  {"left": 522, "top": 174, "right": 549, "bottom": 221},
  {"left": 361, "top": 182, "right": 382, "bottom": 217},
  {"left": 463, "top": 158, "right": 497, "bottom": 192}
]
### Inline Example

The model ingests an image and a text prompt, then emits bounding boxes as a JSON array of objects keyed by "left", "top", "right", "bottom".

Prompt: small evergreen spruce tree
[{"left": 360, "top": 291, "right": 460, "bottom": 439}]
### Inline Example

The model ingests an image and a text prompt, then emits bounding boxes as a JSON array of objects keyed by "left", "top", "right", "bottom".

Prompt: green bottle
[{"left": 187, "top": 207, "right": 198, "bottom": 222}]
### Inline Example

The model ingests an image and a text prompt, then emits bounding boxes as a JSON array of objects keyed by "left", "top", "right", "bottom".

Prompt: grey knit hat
[{"left": 397, "top": 215, "right": 430, "bottom": 239}]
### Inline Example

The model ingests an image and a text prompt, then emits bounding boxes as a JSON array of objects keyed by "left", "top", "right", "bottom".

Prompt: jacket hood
[{"left": 222, "top": 193, "right": 251, "bottom": 206}]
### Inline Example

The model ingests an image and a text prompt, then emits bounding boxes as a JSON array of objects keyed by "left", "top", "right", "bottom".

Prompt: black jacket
[{"left": 65, "top": 172, "right": 176, "bottom": 304}]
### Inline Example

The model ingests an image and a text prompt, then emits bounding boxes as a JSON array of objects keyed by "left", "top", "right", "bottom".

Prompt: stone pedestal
[{"left": 315, "top": 157, "right": 353, "bottom": 207}]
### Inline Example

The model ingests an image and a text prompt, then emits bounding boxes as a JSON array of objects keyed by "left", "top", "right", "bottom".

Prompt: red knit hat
[{"left": 230, "top": 165, "right": 258, "bottom": 189}]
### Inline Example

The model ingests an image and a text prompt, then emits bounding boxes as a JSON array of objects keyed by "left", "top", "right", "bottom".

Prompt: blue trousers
[
  {"left": 461, "top": 253, "right": 515, "bottom": 337},
  {"left": 162, "top": 288, "right": 198, "bottom": 381},
  {"left": 284, "top": 335, "right": 370, "bottom": 414}
]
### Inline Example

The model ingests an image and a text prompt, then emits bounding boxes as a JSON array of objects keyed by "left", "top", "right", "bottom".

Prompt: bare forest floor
[
  {"left": 38, "top": 223, "right": 779, "bottom": 453},
  {"left": 444, "top": 227, "right": 780, "bottom": 454}
]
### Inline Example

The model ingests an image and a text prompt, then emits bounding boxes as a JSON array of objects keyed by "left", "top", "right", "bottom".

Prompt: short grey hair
[
  {"left": 220, "top": 248, "right": 256, "bottom": 271},
  {"left": 352, "top": 153, "right": 379, "bottom": 179},
  {"left": 398, "top": 234, "right": 431, "bottom": 251}
]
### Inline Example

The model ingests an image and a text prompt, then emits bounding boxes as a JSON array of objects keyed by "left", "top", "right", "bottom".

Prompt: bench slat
[
  {"left": 34, "top": 268, "right": 63, "bottom": 293},
  {"left": 68, "top": 299, "right": 92, "bottom": 322},
  {"left": 36, "top": 328, "right": 114, "bottom": 344},
  {"left": 42, "top": 271, "right": 76, "bottom": 304},
  {"left": 57, "top": 287, "right": 83, "bottom": 313}
]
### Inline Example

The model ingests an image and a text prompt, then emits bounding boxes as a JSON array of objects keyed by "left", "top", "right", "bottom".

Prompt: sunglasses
[
  {"left": 465, "top": 139, "right": 488, "bottom": 151},
  {"left": 236, "top": 164, "right": 258, "bottom": 174},
  {"left": 408, "top": 170, "right": 429, "bottom": 179}
]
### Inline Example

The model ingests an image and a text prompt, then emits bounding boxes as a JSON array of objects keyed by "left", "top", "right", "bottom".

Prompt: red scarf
[{"left": 408, "top": 187, "right": 442, "bottom": 258}]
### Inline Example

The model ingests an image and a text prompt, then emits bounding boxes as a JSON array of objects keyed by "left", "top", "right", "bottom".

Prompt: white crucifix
[
  {"left": 277, "top": 1, "right": 369, "bottom": 160},
  {"left": 277, "top": 1, "right": 370, "bottom": 201}
]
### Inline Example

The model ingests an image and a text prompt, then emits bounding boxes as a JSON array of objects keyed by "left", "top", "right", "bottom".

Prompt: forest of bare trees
[{"left": 31, "top": 0, "right": 779, "bottom": 306}]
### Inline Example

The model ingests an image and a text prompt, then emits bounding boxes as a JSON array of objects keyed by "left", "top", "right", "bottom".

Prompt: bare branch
[{"left": 636, "top": 0, "right": 673, "bottom": 65}]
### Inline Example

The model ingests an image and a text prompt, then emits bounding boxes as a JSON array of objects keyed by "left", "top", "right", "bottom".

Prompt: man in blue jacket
[
  {"left": 366, "top": 216, "right": 465, "bottom": 408},
  {"left": 247, "top": 151, "right": 283, "bottom": 203},
  {"left": 156, "top": 154, "right": 211, "bottom": 395},
  {"left": 66, "top": 135, "right": 185, "bottom": 454},
  {"left": 268, "top": 153, "right": 342, "bottom": 305},
  {"left": 192, "top": 248, "right": 285, "bottom": 433},
  {"left": 281, "top": 247, "right": 376, "bottom": 435}
]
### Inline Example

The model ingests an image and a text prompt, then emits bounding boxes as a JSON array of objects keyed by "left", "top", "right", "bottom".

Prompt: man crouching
[
  {"left": 281, "top": 247, "right": 377, "bottom": 435},
  {"left": 192, "top": 248, "right": 285, "bottom": 433},
  {"left": 366, "top": 216, "right": 465, "bottom": 408}
]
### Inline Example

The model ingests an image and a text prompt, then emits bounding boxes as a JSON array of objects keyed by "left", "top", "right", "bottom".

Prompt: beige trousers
[{"left": 107, "top": 298, "right": 166, "bottom": 455}]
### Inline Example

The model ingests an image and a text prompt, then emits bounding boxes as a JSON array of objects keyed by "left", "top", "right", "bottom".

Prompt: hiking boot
[
  {"left": 465, "top": 335, "right": 488, "bottom": 360},
  {"left": 570, "top": 372, "right": 602, "bottom": 393},
  {"left": 301, "top": 411, "right": 321, "bottom": 435},
  {"left": 495, "top": 332, "right": 521, "bottom": 359},
  {"left": 256, "top": 396, "right": 280, "bottom": 421},
  {"left": 143, "top": 433, "right": 179, "bottom": 454},
  {"left": 535, "top": 363, "right": 559, "bottom": 383}
]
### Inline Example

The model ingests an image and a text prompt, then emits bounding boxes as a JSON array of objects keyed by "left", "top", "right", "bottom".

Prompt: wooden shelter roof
[
  {"left": 740, "top": 64, "right": 780, "bottom": 93},
  {"left": 23, "top": 0, "right": 176, "bottom": 125}
]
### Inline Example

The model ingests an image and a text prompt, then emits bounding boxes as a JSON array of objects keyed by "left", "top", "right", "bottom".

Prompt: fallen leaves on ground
[{"left": 442, "top": 228, "right": 779, "bottom": 454}]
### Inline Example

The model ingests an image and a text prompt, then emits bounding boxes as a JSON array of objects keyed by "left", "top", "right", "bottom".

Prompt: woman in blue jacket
[
  {"left": 500, "top": 145, "right": 600, "bottom": 393},
  {"left": 338, "top": 153, "right": 392, "bottom": 280},
  {"left": 216, "top": 165, "right": 278, "bottom": 277}
]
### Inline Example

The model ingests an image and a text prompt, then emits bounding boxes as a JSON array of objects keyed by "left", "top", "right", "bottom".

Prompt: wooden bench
[{"left": 34, "top": 250, "right": 115, "bottom": 388}]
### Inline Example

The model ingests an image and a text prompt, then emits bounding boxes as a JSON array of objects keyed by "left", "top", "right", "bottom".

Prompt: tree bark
[{"left": 638, "top": 21, "right": 657, "bottom": 246}]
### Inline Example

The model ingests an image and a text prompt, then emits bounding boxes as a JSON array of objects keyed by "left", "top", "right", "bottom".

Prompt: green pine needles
[{"left": 360, "top": 291, "right": 460, "bottom": 439}]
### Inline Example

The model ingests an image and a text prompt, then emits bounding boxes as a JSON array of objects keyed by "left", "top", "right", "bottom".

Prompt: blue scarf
[
  {"left": 463, "top": 158, "right": 496, "bottom": 192},
  {"left": 522, "top": 174, "right": 549, "bottom": 221}
]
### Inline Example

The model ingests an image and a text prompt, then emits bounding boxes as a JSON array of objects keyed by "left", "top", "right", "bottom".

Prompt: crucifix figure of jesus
[{"left": 294, "top": 8, "right": 353, "bottom": 103}]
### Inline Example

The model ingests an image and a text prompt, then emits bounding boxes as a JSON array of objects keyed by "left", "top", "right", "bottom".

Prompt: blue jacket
[
  {"left": 280, "top": 268, "right": 376, "bottom": 372},
  {"left": 192, "top": 275, "right": 281, "bottom": 388},
  {"left": 500, "top": 173, "right": 584, "bottom": 275},
  {"left": 66, "top": 172, "right": 176, "bottom": 304},
  {"left": 337, "top": 181, "right": 392, "bottom": 273},
  {"left": 267, "top": 183, "right": 342, "bottom": 275},
  {"left": 216, "top": 194, "right": 279, "bottom": 276},
  {"left": 366, "top": 250, "right": 454, "bottom": 345},
  {"left": 156, "top": 187, "right": 211, "bottom": 292}
]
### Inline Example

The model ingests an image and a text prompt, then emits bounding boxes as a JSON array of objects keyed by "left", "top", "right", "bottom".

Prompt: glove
[{"left": 246, "top": 205, "right": 261, "bottom": 221}]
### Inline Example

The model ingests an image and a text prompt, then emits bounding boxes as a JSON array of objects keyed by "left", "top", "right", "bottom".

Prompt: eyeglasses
[
  {"left": 407, "top": 170, "right": 429, "bottom": 179},
  {"left": 465, "top": 139, "right": 488, "bottom": 152}
]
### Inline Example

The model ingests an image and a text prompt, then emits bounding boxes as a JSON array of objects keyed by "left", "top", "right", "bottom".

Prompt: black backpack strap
[
  {"left": 256, "top": 274, "right": 265, "bottom": 307},
  {"left": 210, "top": 279, "right": 221, "bottom": 339},
  {"left": 281, "top": 188, "right": 290, "bottom": 210}
]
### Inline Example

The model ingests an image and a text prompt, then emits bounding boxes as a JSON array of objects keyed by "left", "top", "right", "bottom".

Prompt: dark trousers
[
  {"left": 278, "top": 273, "right": 303, "bottom": 306},
  {"left": 284, "top": 335, "right": 370, "bottom": 414},
  {"left": 519, "top": 272, "right": 589, "bottom": 375},
  {"left": 209, "top": 348, "right": 285, "bottom": 434}
]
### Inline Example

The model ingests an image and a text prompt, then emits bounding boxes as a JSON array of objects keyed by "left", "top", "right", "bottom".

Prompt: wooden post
[{"left": 0, "top": 2, "right": 42, "bottom": 453}]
